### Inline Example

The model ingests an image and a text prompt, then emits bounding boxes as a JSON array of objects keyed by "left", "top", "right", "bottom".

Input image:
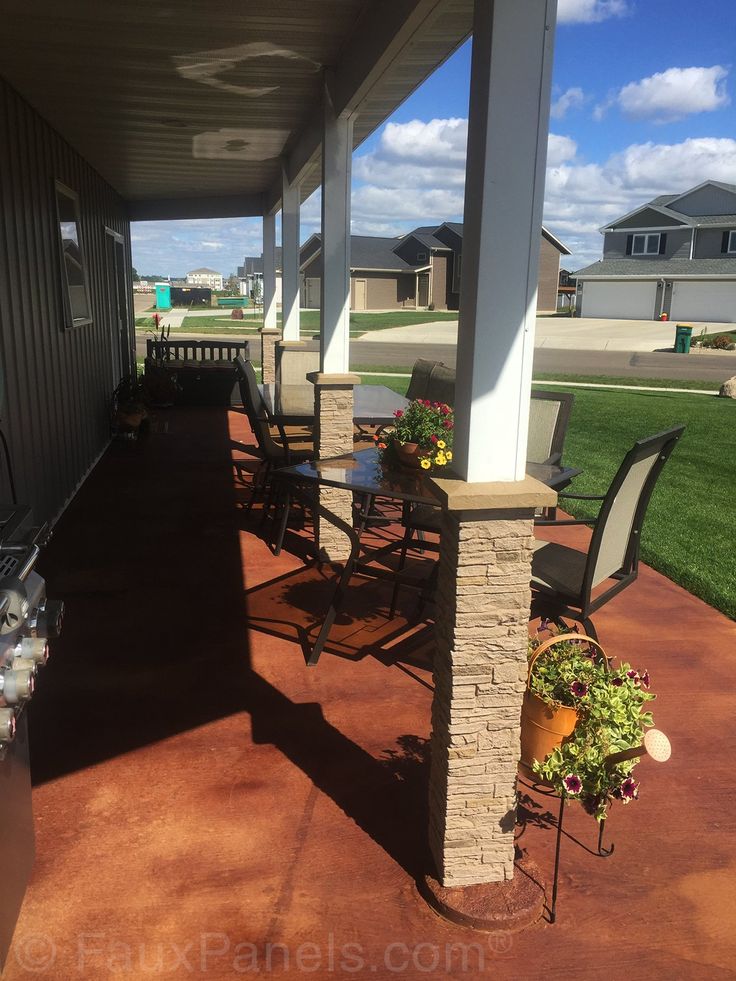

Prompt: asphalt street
[{"left": 136, "top": 332, "right": 736, "bottom": 383}]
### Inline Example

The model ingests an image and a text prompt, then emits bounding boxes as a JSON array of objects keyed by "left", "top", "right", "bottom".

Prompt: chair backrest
[
  {"left": 527, "top": 391, "right": 574, "bottom": 465},
  {"left": 406, "top": 359, "right": 441, "bottom": 402},
  {"left": 585, "top": 425, "right": 685, "bottom": 593},
  {"left": 425, "top": 363, "right": 456, "bottom": 407},
  {"left": 234, "top": 356, "right": 283, "bottom": 461}
]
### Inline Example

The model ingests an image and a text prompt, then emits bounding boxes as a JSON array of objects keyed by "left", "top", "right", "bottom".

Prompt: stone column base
[
  {"left": 418, "top": 851, "right": 545, "bottom": 932},
  {"left": 307, "top": 371, "right": 361, "bottom": 563},
  {"left": 426, "top": 475, "right": 557, "bottom": 888},
  {"left": 260, "top": 328, "right": 281, "bottom": 384}
]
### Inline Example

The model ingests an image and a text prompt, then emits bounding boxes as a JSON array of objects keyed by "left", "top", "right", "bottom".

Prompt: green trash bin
[{"left": 674, "top": 323, "right": 692, "bottom": 354}]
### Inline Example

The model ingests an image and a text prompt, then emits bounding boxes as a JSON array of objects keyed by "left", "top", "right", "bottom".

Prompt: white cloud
[
  {"left": 557, "top": 0, "right": 629, "bottom": 24},
  {"left": 550, "top": 87, "right": 586, "bottom": 119},
  {"left": 618, "top": 66, "right": 730, "bottom": 122},
  {"left": 547, "top": 134, "right": 578, "bottom": 167}
]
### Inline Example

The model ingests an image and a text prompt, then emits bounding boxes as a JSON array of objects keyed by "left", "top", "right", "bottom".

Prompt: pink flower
[
  {"left": 430, "top": 434, "right": 438, "bottom": 443},
  {"left": 395, "top": 409, "right": 404, "bottom": 419},
  {"left": 562, "top": 774, "right": 582, "bottom": 795}
]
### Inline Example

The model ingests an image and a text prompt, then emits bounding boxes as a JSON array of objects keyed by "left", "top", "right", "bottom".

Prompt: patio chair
[
  {"left": 425, "top": 363, "right": 455, "bottom": 406},
  {"left": 528, "top": 391, "right": 574, "bottom": 466},
  {"left": 531, "top": 424, "right": 685, "bottom": 636},
  {"left": 406, "top": 359, "right": 443, "bottom": 401},
  {"left": 234, "top": 356, "right": 314, "bottom": 515}
]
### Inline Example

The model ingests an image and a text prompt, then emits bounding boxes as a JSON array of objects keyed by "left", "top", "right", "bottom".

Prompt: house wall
[
  {"left": 696, "top": 227, "right": 736, "bottom": 258},
  {"left": 537, "top": 235, "right": 562, "bottom": 311},
  {"left": 672, "top": 185, "right": 736, "bottom": 216},
  {"left": 603, "top": 228, "right": 692, "bottom": 259},
  {"left": 0, "top": 77, "right": 131, "bottom": 524},
  {"left": 615, "top": 207, "right": 684, "bottom": 229},
  {"left": 351, "top": 272, "right": 415, "bottom": 310},
  {"left": 393, "top": 236, "right": 436, "bottom": 267},
  {"left": 430, "top": 254, "right": 449, "bottom": 310}
]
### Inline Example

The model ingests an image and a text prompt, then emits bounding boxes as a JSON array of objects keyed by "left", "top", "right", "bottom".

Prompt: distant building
[
  {"left": 237, "top": 250, "right": 282, "bottom": 303},
  {"left": 186, "top": 267, "right": 223, "bottom": 290}
]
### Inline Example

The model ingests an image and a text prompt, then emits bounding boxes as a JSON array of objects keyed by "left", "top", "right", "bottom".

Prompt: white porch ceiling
[{"left": 0, "top": 0, "right": 472, "bottom": 217}]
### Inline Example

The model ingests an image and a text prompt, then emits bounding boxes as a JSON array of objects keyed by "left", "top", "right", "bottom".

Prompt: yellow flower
[
  {"left": 437, "top": 439, "right": 446, "bottom": 449},
  {"left": 420, "top": 458, "right": 431, "bottom": 470},
  {"left": 435, "top": 453, "right": 446, "bottom": 466},
  {"left": 446, "top": 450, "right": 453, "bottom": 461}
]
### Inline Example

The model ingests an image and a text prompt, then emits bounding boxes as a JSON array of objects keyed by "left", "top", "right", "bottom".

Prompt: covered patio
[{"left": 8, "top": 405, "right": 735, "bottom": 979}]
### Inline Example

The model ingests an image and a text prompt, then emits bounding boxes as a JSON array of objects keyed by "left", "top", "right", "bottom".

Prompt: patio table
[
  {"left": 275, "top": 447, "right": 580, "bottom": 665},
  {"left": 259, "top": 383, "right": 408, "bottom": 427}
]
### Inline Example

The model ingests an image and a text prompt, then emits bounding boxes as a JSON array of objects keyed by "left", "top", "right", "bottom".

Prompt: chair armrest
[
  {"left": 557, "top": 492, "right": 606, "bottom": 501},
  {"left": 534, "top": 517, "right": 597, "bottom": 527}
]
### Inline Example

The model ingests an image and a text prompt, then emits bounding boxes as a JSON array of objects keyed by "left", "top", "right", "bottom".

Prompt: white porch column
[
  {"left": 262, "top": 211, "right": 278, "bottom": 331},
  {"left": 423, "top": 0, "right": 558, "bottom": 922},
  {"left": 309, "top": 76, "right": 356, "bottom": 562},
  {"left": 453, "top": 0, "right": 556, "bottom": 483},
  {"left": 260, "top": 210, "right": 280, "bottom": 383},
  {"left": 281, "top": 165, "right": 301, "bottom": 342}
]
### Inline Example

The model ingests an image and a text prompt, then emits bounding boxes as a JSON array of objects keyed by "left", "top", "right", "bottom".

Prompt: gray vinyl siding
[
  {"left": 672, "top": 185, "right": 736, "bottom": 217},
  {"left": 614, "top": 207, "right": 684, "bottom": 229},
  {"left": 0, "top": 77, "right": 130, "bottom": 524},
  {"left": 695, "top": 227, "right": 736, "bottom": 258},
  {"left": 603, "top": 228, "right": 692, "bottom": 260}
]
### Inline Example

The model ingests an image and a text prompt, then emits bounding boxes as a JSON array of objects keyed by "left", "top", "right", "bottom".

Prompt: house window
[
  {"left": 416, "top": 251, "right": 428, "bottom": 262},
  {"left": 728, "top": 231, "right": 736, "bottom": 254},
  {"left": 55, "top": 181, "right": 92, "bottom": 327},
  {"left": 631, "top": 233, "right": 661, "bottom": 255}
]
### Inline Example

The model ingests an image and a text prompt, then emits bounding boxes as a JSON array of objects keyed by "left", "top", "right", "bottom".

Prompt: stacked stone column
[
  {"left": 307, "top": 372, "right": 360, "bottom": 563},
  {"left": 427, "top": 478, "right": 556, "bottom": 886},
  {"left": 259, "top": 328, "right": 281, "bottom": 384}
]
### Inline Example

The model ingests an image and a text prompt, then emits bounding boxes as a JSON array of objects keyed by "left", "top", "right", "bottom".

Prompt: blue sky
[{"left": 132, "top": 0, "right": 736, "bottom": 276}]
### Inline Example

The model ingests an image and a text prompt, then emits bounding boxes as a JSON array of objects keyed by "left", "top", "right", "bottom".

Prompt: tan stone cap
[
  {"left": 429, "top": 474, "right": 557, "bottom": 511},
  {"left": 259, "top": 327, "right": 281, "bottom": 335},
  {"left": 307, "top": 371, "right": 361, "bottom": 386},
  {"left": 278, "top": 340, "right": 312, "bottom": 349}
]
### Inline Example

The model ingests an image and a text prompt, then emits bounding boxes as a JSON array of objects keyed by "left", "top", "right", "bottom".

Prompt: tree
[{"left": 132, "top": 267, "right": 140, "bottom": 282}]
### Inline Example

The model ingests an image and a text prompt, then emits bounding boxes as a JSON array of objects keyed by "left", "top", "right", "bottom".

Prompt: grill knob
[
  {"left": 0, "top": 708, "right": 16, "bottom": 743},
  {"left": 0, "top": 668, "right": 35, "bottom": 705},
  {"left": 31, "top": 600, "right": 64, "bottom": 640},
  {"left": 10, "top": 658, "right": 38, "bottom": 676},
  {"left": 17, "top": 637, "right": 49, "bottom": 665}
]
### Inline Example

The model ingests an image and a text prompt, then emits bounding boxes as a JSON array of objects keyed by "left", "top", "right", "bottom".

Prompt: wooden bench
[{"left": 145, "top": 339, "right": 251, "bottom": 406}]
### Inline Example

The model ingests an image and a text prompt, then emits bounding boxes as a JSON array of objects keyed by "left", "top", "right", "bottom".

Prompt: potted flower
[
  {"left": 522, "top": 623, "right": 656, "bottom": 820},
  {"left": 376, "top": 399, "right": 454, "bottom": 471},
  {"left": 111, "top": 374, "right": 150, "bottom": 437}
]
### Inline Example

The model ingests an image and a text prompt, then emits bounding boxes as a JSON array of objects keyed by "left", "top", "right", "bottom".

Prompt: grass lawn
[{"left": 367, "top": 372, "right": 736, "bottom": 620}]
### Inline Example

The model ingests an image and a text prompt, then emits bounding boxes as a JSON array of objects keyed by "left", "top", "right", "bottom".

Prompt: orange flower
[{"left": 378, "top": 442, "right": 387, "bottom": 450}]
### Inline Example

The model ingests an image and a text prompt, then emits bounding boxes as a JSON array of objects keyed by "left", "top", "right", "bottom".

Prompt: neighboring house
[
  {"left": 575, "top": 180, "right": 736, "bottom": 322},
  {"left": 237, "top": 250, "right": 282, "bottom": 303},
  {"left": 300, "top": 223, "right": 569, "bottom": 312},
  {"left": 186, "top": 267, "right": 223, "bottom": 290}
]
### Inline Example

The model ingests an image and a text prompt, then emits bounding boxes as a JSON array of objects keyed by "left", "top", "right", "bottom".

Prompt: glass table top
[{"left": 277, "top": 447, "right": 581, "bottom": 506}]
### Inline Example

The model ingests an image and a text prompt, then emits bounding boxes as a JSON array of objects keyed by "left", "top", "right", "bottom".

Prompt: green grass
[
  {"left": 532, "top": 372, "right": 722, "bottom": 392},
  {"left": 358, "top": 374, "right": 410, "bottom": 396},
  {"left": 368, "top": 374, "right": 736, "bottom": 619}
]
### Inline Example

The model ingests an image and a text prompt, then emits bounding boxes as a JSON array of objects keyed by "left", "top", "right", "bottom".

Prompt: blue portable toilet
[{"left": 155, "top": 282, "right": 171, "bottom": 310}]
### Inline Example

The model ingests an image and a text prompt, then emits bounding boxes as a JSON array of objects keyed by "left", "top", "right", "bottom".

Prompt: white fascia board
[
  {"left": 577, "top": 273, "right": 736, "bottom": 282},
  {"left": 603, "top": 225, "right": 687, "bottom": 234},
  {"left": 541, "top": 226, "right": 571, "bottom": 255}
]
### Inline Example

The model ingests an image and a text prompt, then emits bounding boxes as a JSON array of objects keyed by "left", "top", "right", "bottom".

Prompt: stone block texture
[
  {"left": 313, "top": 382, "right": 355, "bottom": 562},
  {"left": 260, "top": 330, "right": 281, "bottom": 384},
  {"left": 428, "top": 508, "right": 535, "bottom": 886}
]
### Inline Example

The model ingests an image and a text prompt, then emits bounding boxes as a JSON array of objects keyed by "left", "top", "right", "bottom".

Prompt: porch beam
[
  {"left": 281, "top": 166, "right": 301, "bottom": 343},
  {"left": 266, "top": 0, "right": 446, "bottom": 211},
  {"left": 262, "top": 211, "right": 278, "bottom": 331},
  {"left": 127, "top": 194, "right": 264, "bottom": 221},
  {"left": 453, "top": 0, "right": 556, "bottom": 483}
]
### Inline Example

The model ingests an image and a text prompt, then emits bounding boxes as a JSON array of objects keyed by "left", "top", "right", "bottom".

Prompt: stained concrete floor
[{"left": 5, "top": 407, "right": 736, "bottom": 979}]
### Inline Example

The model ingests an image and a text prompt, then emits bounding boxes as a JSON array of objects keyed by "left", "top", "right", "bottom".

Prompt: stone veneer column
[
  {"left": 260, "top": 328, "right": 281, "bottom": 385},
  {"left": 307, "top": 371, "right": 360, "bottom": 563},
  {"left": 426, "top": 477, "right": 556, "bottom": 888}
]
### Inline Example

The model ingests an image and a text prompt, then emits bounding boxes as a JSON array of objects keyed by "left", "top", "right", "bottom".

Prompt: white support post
[
  {"left": 453, "top": 0, "right": 557, "bottom": 483},
  {"left": 319, "top": 76, "right": 353, "bottom": 374},
  {"left": 262, "top": 211, "right": 277, "bottom": 331},
  {"left": 281, "top": 166, "right": 301, "bottom": 342}
]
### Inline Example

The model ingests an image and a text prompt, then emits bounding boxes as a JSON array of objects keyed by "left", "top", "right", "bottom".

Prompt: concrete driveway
[{"left": 359, "top": 316, "right": 735, "bottom": 352}]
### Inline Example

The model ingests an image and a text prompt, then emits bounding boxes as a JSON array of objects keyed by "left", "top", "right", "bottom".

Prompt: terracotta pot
[
  {"left": 519, "top": 690, "right": 578, "bottom": 770},
  {"left": 395, "top": 442, "right": 423, "bottom": 469}
]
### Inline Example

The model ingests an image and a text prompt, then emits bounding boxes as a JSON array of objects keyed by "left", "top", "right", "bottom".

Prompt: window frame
[
  {"left": 631, "top": 232, "right": 661, "bottom": 256},
  {"left": 416, "top": 251, "right": 428, "bottom": 263},
  {"left": 452, "top": 252, "right": 462, "bottom": 293},
  {"left": 728, "top": 230, "right": 736, "bottom": 254},
  {"left": 54, "top": 180, "right": 93, "bottom": 329}
]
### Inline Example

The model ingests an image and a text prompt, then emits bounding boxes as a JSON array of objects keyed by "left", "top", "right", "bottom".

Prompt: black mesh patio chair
[
  {"left": 531, "top": 425, "right": 685, "bottom": 636},
  {"left": 406, "top": 359, "right": 443, "bottom": 402},
  {"left": 528, "top": 391, "right": 574, "bottom": 466},
  {"left": 425, "top": 363, "right": 455, "bottom": 406}
]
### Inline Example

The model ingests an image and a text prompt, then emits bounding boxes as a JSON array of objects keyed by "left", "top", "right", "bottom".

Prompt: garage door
[
  {"left": 581, "top": 281, "right": 658, "bottom": 320},
  {"left": 669, "top": 281, "right": 736, "bottom": 323}
]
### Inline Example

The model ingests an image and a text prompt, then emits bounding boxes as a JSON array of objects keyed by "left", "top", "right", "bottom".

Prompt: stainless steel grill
[{"left": 0, "top": 506, "right": 63, "bottom": 969}]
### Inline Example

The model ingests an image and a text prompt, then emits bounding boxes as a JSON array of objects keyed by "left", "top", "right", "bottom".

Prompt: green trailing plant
[
  {"left": 376, "top": 398, "right": 454, "bottom": 470},
  {"left": 529, "top": 623, "right": 656, "bottom": 820}
]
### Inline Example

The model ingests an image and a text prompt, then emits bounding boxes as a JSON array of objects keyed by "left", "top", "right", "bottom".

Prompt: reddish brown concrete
[{"left": 5, "top": 406, "right": 736, "bottom": 979}]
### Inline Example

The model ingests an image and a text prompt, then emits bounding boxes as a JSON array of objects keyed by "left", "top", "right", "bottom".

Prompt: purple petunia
[
  {"left": 570, "top": 680, "right": 588, "bottom": 698},
  {"left": 626, "top": 669, "right": 640, "bottom": 683},
  {"left": 639, "top": 670, "right": 650, "bottom": 689},
  {"left": 611, "top": 677, "right": 624, "bottom": 687},
  {"left": 562, "top": 774, "right": 582, "bottom": 795},
  {"left": 619, "top": 777, "right": 639, "bottom": 802}
]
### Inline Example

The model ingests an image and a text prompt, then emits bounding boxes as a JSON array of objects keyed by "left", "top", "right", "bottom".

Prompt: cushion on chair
[{"left": 531, "top": 540, "right": 586, "bottom": 599}]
